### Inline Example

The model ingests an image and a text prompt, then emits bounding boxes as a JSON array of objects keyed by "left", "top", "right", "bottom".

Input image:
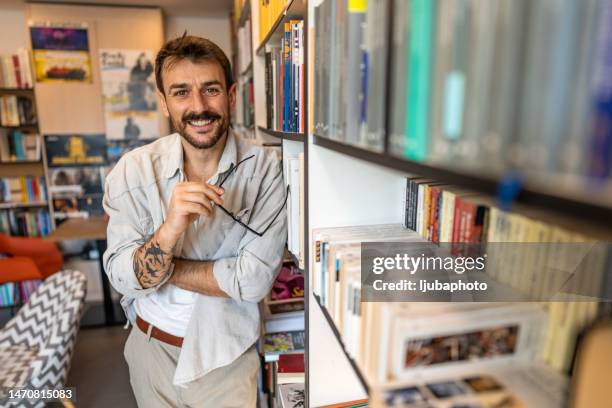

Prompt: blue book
[
  {"left": 589, "top": 2, "right": 612, "bottom": 179},
  {"left": 13, "top": 131, "right": 25, "bottom": 160},
  {"left": 283, "top": 22, "right": 292, "bottom": 132},
  {"left": 25, "top": 176, "right": 34, "bottom": 202}
]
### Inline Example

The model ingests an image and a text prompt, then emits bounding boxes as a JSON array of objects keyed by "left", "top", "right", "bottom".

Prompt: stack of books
[
  {"left": 263, "top": 19, "right": 305, "bottom": 133},
  {"left": 0, "top": 131, "right": 40, "bottom": 162},
  {"left": 0, "top": 50, "right": 34, "bottom": 89},
  {"left": 0, "top": 95, "right": 37, "bottom": 127}
]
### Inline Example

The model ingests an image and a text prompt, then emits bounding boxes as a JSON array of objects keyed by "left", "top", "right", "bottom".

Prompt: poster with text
[
  {"left": 30, "top": 24, "right": 92, "bottom": 83},
  {"left": 45, "top": 134, "right": 107, "bottom": 167},
  {"left": 100, "top": 49, "right": 160, "bottom": 140}
]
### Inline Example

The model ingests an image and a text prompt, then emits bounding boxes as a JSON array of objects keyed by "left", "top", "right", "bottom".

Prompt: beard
[{"left": 172, "top": 109, "right": 230, "bottom": 149}]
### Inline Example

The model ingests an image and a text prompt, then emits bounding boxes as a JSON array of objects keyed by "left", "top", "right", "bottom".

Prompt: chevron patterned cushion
[
  {"left": 0, "top": 270, "right": 87, "bottom": 407},
  {"left": 0, "top": 345, "right": 39, "bottom": 388}
]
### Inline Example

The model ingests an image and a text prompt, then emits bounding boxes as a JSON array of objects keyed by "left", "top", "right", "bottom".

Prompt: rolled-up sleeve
[
  {"left": 213, "top": 158, "right": 288, "bottom": 302},
  {"left": 102, "top": 173, "right": 168, "bottom": 298}
]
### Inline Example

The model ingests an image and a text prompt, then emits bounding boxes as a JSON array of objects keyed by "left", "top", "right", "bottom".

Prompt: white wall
[
  {"left": 0, "top": 7, "right": 28, "bottom": 53},
  {"left": 164, "top": 15, "right": 231, "bottom": 57}
]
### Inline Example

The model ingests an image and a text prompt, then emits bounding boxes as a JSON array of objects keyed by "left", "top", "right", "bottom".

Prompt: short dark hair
[{"left": 155, "top": 33, "right": 234, "bottom": 94}]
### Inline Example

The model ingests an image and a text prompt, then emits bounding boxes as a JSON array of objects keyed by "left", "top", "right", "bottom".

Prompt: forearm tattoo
[{"left": 133, "top": 237, "right": 173, "bottom": 288}]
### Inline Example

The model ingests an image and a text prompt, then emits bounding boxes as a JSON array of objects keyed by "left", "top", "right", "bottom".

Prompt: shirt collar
[{"left": 163, "top": 130, "right": 238, "bottom": 180}]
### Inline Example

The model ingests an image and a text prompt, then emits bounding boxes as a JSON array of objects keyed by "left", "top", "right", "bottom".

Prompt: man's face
[{"left": 159, "top": 58, "right": 236, "bottom": 149}]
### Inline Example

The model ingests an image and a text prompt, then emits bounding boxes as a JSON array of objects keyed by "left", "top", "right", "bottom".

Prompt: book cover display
[
  {"left": 29, "top": 23, "right": 92, "bottom": 83},
  {"left": 45, "top": 134, "right": 107, "bottom": 221}
]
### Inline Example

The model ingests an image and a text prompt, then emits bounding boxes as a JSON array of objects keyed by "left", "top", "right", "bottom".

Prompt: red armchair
[{"left": 0, "top": 233, "right": 63, "bottom": 284}]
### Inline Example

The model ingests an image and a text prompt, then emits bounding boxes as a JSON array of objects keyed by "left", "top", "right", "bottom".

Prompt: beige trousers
[{"left": 123, "top": 326, "right": 260, "bottom": 408}]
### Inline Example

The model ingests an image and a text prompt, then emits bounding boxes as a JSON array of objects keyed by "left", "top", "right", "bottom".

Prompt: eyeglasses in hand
[{"left": 216, "top": 154, "right": 289, "bottom": 237}]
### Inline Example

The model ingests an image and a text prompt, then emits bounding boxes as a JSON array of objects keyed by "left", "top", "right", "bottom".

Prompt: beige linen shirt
[{"left": 102, "top": 130, "right": 287, "bottom": 386}]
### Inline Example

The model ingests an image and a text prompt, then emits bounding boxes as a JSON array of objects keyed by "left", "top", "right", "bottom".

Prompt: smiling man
[{"left": 102, "top": 34, "right": 287, "bottom": 407}]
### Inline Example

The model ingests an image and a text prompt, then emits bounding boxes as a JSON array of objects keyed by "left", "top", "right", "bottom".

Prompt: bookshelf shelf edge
[
  {"left": 258, "top": 126, "right": 305, "bottom": 142},
  {"left": 312, "top": 135, "right": 612, "bottom": 229}
]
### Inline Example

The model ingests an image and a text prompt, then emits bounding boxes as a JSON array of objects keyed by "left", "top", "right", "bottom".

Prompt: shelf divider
[{"left": 258, "top": 126, "right": 305, "bottom": 142}]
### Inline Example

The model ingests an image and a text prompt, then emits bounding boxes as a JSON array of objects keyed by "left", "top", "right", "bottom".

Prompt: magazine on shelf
[{"left": 277, "top": 383, "right": 304, "bottom": 408}]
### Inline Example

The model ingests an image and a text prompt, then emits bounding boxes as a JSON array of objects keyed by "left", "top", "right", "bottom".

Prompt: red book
[
  {"left": 31, "top": 177, "right": 40, "bottom": 201},
  {"left": 451, "top": 196, "right": 463, "bottom": 245},
  {"left": 430, "top": 186, "right": 442, "bottom": 244},
  {"left": 12, "top": 55, "right": 22, "bottom": 89},
  {"left": 277, "top": 353, "right": 304, "bottom": 373}
]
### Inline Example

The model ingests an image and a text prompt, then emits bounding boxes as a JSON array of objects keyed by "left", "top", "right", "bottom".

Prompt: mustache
[{"left": 182, "top": 111, "right": 221, "bottom": 122}]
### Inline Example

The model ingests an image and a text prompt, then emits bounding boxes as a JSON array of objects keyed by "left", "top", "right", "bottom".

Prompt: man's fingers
[
  {"left": 180, "top": 192, "right": 215, "bottom": 210},
  {"left": 177, "top": 201, "right": 211, "bottom": 216},
  {"left": 202, "top": 189, "right": 224, "bottom": 206},
  {"left": 209, "top": 184, "right": 225, "bottom": 196},
  {"left": 177, "top": 182, "right": 224, "bottom": 205}
]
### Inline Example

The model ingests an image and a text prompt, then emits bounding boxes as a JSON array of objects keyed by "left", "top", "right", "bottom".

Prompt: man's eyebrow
[
  {"left": 201, "top": 80, "right": 222, "bottom": 87},
  {"left": 168, "top": 83, "right": 190, "bottom": 91},
  {"left": 168, "top": 81, "right": 223, "bottom": 91}
]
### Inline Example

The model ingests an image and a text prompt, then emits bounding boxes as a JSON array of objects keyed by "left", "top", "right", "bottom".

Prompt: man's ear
[
  {"left": 157, "top": 89, "right": 170, "bottom": 117},
  {"left": 228, "top": 82, "right": 237, "bottom": 110}
]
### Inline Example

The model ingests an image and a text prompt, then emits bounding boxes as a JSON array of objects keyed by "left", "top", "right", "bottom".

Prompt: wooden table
[{"left": 47, "top": 217, "right": 118, "bottom": 325}]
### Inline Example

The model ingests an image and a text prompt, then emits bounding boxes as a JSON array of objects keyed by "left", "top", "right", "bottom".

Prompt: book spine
[
  {"left": 265, "top": 51, "right": 272, "bottom": 129},
  {"left": 11, "top": 55, "right": 22, "bottom": 89},
  {"left": 403, "top": 178, "right": 409, "bottom": 228},
  {"left": 405, "top": 0, "right": 434, "bottom": 160},
  {"left": 451, "top": 196, "right": 463, "bottom": 251},
  {"left": 589, "top": 1, "right": 612, "bottom": 178},
  {"left": 411, "top": 181, "right": 420, "bottom": 230},
  {"left": 283, "top": 22, "right": 292, "bottom": 132}
]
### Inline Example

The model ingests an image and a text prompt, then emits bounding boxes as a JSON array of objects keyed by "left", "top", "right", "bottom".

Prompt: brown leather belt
[{"left": 136, "top": 315, "right": 183, "bottom": 348}]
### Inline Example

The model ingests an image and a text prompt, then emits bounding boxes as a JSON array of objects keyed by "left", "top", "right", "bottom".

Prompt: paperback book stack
[
  {"left": 0, "top": 176, "right": 47, "bottom": 204},
  {"left": 263, "top": 19, "right": 305, "bottom": 133},
  {"left": 313, "top": 0, "right": 387, "bottom": 151},
  {"left": 312, "top": 222, "right": 609, "bottom": 406},
  {"left": 0, "top": 209, "right": 52, "bottom": 237},
  {"left": 0, "top": 280, "right": 41, "bottom": 307},
  {"left": 0, "top": 95, "right": 37, "bottom": 127},
  {"left": 0, "top": 50, "right": 34, "bottom": 89},
  {"left": 401, "top": 178, "right": 609, "bottom": 372},
  {"left": 0, "top": 131, "right": 40, "bottom": 162},
  {"left": 313, "top": 0, "right": 612, "bottom": 181}
]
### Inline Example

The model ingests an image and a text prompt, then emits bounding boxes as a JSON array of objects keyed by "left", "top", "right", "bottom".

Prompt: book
[
  {"left": 0, "top": 208, "right": 51, "bottom": 237},
  {"left": 278, "top": 353, "right": 304, "bottom": 373},
  {"left": 0, "top": 131, "right": 40, "bottom": 162},
  {"left": 0, "top": 95, "right": 37, "bottom": 127},
  {"left": 277, "top": 383, "right": 304, "bottom": 408},
  {"left": 0, "top": 50, "right": 33, "bottom": 89},
  {"left": 263, "top": 330, "right": 305, "bottom": 354},
  {"left": 0, "top": 176, "right": 47, "bottom": 203}
]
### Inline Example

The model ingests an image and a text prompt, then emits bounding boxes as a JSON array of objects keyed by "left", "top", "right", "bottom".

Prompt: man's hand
[
  {"left": 133, "top": 181, "right": 224, "bottom": 289},
  {"left": 159, "top": 181, "right": 225, "bottom": 247}
]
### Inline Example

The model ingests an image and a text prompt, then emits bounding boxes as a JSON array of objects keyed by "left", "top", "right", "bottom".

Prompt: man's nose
[{"left": 190, "top": 90, "right": 208, "bottom": 112}]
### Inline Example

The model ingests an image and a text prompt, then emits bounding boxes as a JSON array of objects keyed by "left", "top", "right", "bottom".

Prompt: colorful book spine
[
  {"left": 404, "top": 0, "right": 435, "bottom": 161},
  {"left": 282, "top": 22, "right": 292, "bottom": 132},
  {"left": 589, "top": 1, "right": 612, "bottom": 179}
]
